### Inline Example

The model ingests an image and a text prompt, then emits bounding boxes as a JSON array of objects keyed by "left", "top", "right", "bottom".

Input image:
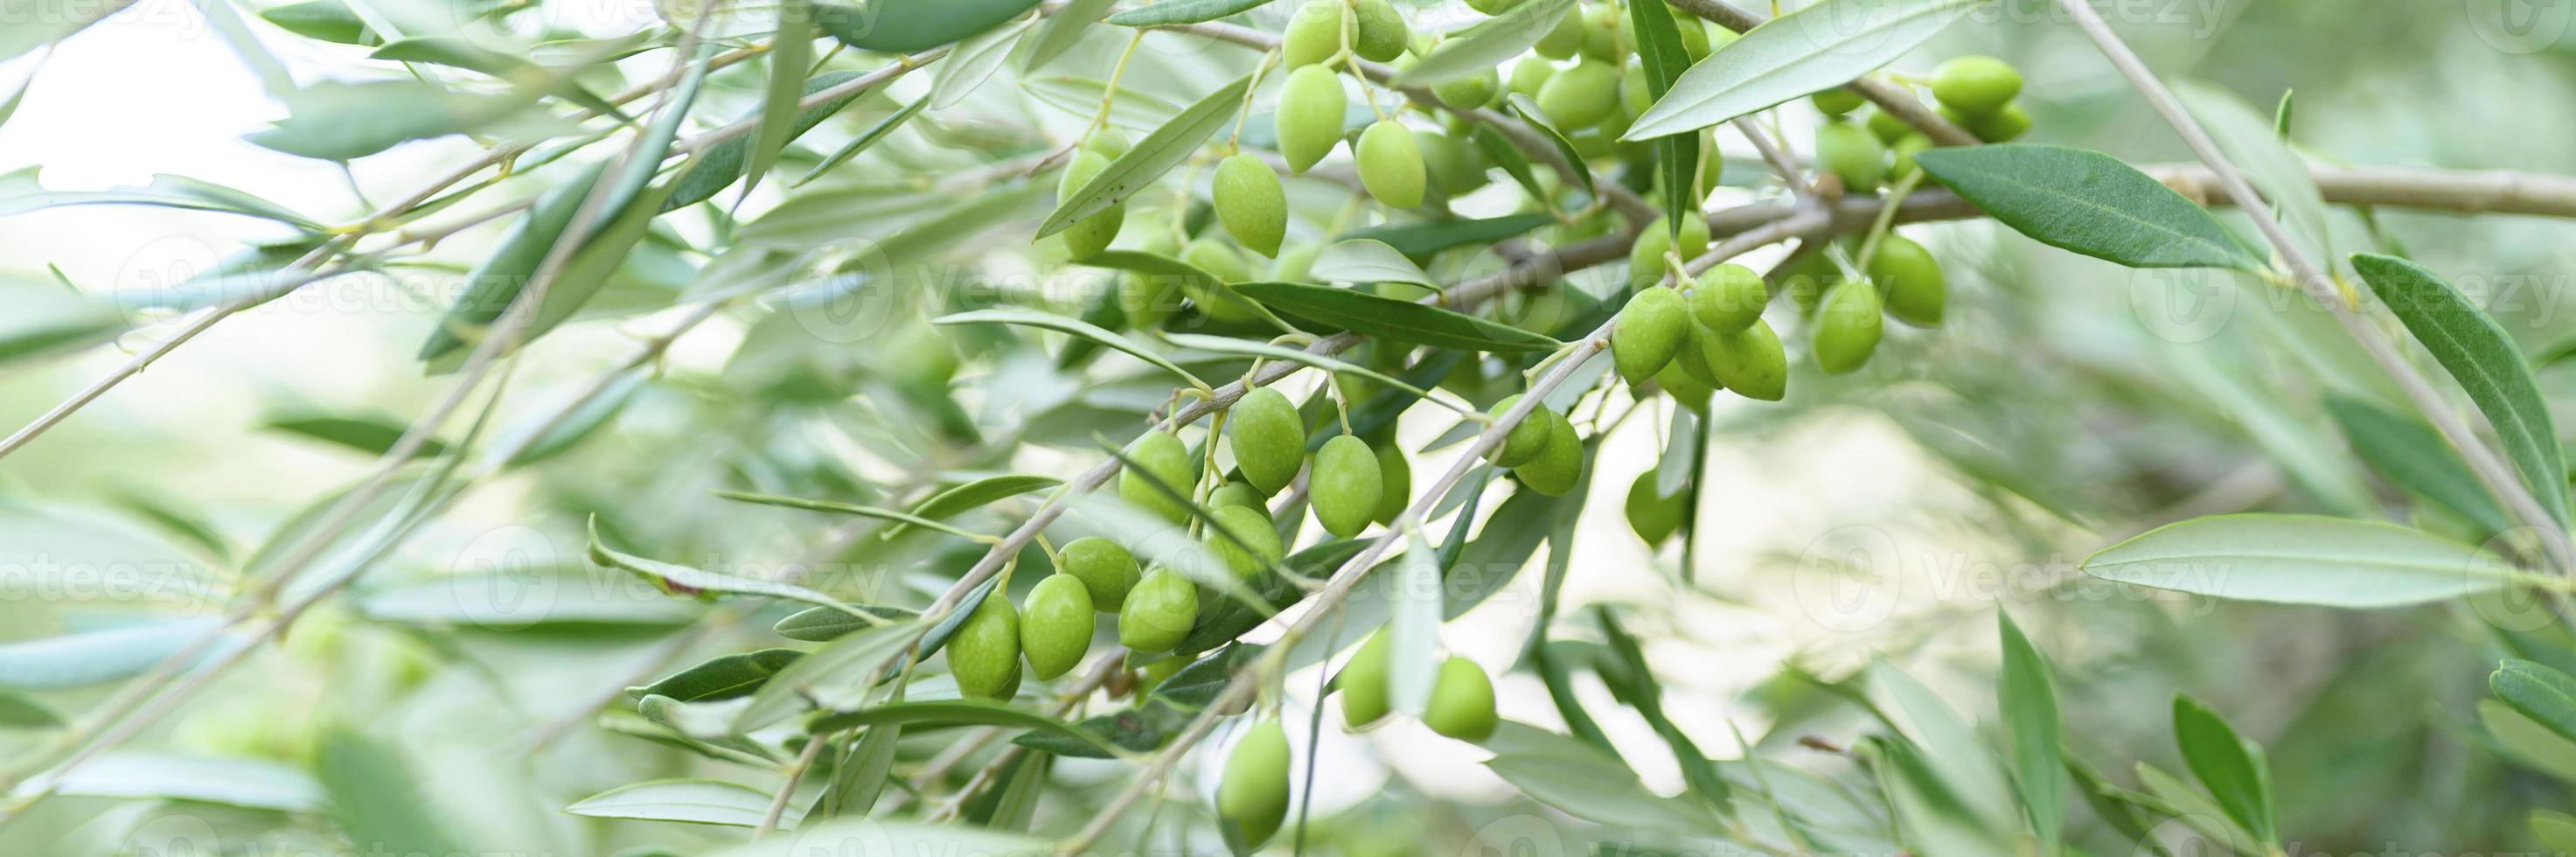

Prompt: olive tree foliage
[{"left": 4, "top": 0, "right": 2576, "bottom": 854}]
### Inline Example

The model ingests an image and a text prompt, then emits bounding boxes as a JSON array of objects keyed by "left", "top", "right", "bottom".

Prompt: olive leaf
[
  {"left": 587, "top": 518, "right": 881, "bottom": 618},
  {"left": 1626, "top": 0, "right": 1981, "bottom": 140},
  {"left": 1911, "top": 144, "right": 2269, "bottom": 272},
  {"left": 1395, "top": 0, "right": 1579, "bottom": 86},
  {"left": 567, "top": 779, "right": 797, "bottom": 828},
  {"left": 1502, "top": 94, "right": 1592, "bottom": 196},
  {"left": 935, "top": 308, "right": 1210, "bottom": 390},
  {"left": 1626, "top": 0, "right": 1700, "bottom": 226},
  {"left": 2171, "top": 694, "right": 2280, "bottom": 846},
  {"left": 806, "top": 700, "right": 1121, "bottom": 755},
  {"left": 1335, "top": 213, "right": 1554, "bottom": 257},
  {"left": 885, "top": 475, "right": 1063, "bottom": 539},
  {"left": 815, "top": 0, "right": 1045, "bottom": 53},
  {"left": 2323, "top": 394, "right": 2510, "bottom": 533},
  {"left": 711, "top": 489, "right": 992, "bottom": 541},
  {"left": 734, "top": 619, "right": 926, "bottom": 733},
  {"left": 2495, "top": 659, "right": 2576, "bottom": 747},
  {"left": 1996, "top": 613, "right": 2067, "bottom": 854},
  {"left": 1037, "top": 70, "right": 1257, "bottom": 239},
  {"left": 1230, "top": 281, "right": 1563, "bottom": 352},
  {"left": 1308, "top": 239, "right": 1438, "bottom": 287},
  {"left": 630, "top": 649, "right": 804, "bottom": 702},
  {"left": 2080, "top": 513, "right": 2511, "bottom": 608},
  {"left": 1105, "top": 0, "right": 1273, "bottom": 26},
  {"left": 2350, "top": 252, "right": 2568, "bottom": 526}
]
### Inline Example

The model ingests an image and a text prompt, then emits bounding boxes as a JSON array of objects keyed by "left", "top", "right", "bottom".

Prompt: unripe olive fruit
[
  {"left": 1486, "top": 394, "right": 1551, "bottom": 466},
  {"left": 949, "top": 594, "right": 1022, "bottom": 700},
  {"left": 1370, "top": 438, "right": 1410, "bottom": 525},
  {"left": 1208, "top": 504, "right": 1285, "bottom": 578},
  {"left": 1705, "top": 318, "right": 1787, "bottom": 401},
  {"left": 1690, "top": 263, "right": 1770, "bottom": 333},
  {"left": 1771, "top": 247, "right": 1843, "bottom": 315},
  {"left": 1423, "top": 656, "right": 1499, "bottom": 742},
  {"left": 1889, "top": 131, "right": 1932, "bottom": 179},
  {"left": 1355, "top": 121, "right": 1426, "bottom": 209},
  {"left": 1213, "top": 153, "right": 1287, "bottom": 258},
  {"left": 1083, "top": 127, "right": 1131, "bottom": 157},
  {"left": 1181, "top": 240, "right": 1263, "bottom": 324},
  {"left": 1534, "top": 7, "right": 1583, "bottom": 59},
  {"left": 1653, "top": 359, "right": 1716, "bottom": 411},
  {"left": 1119, "top": 430, "right": 1195, "bottom": 523},
  {"left": 1814, "top": 277, "right": 1884, "bottom": 373},
  {"left": 1814, "top": 121, "right": 1888, "bottom": 192},
  {"left": 1229, "top": 387, "right": 1306, "bottom": 495},
  {"left": 1283, "top": 0, "right": 1346, "bottom": 68},
  {"left": 1671, "top": 321, "right": 1723, "bottom": 387},
  {"left": 1968, "top": 101, "right": 2031, "bottom": 142},
  {"left": 1866, "top": 233, "right": 1945, "bottom": 327},
  {"left": 1278, "top": 66, "right": 1347, "bottom": 174},
  {"left": 1619, "top": 59, "right": 1651, "bottom": 116},
  {"left": 1058, "top": 535, "right": 1142, "bottom": 611},
  {"left": 1310, "top": 434, "right": 1385, "bottom": 538},
  {"left": 1272, "top": 241, "right": 1325, "bottom": 282},
  {"left": 1864, "top": 108, "right": 1911, "bottom": 144},
  {"left": 1577, "top": 3, "right": 1628, "bottom": 61},
  {"left": 1433, "top": 67, "right": 1499, "bottom": 111},
  {"left": 1674, "top": 7, "right": 1711, "bottom": 59},
  {"left": 1811, "top": 87, "right": 1867, "bottom": 116},
  {"left": 1507, "top": 59, "right": 1555, "bottom": 102},
  {"left": 1418, "top": 129, "right": 1490, "bottom": 196},
  {"left": 1612, "top": 285, "right": 1688, "bottom": 386},
  {"left": 1217, "top": 719, "right": 1292, "bottom": 847},
  {"left": 1209, "top": 479, "right": 1268, "bottom": 514},
  {"left": 1353, "top": 0, "right": 1408, "bottom": 63},
  {"left": 1058, "top": 150, "right": 1122, "bottom": 261},
  {"left": 1513, "top": 408, "right": 1583, "bottom": 496},
  {"left": 1535, "top": 59, "right": 1619, "bottom": 130},
  {"left": 1334, "top": 629, "right": 1393, "bottom": 729},
  {"left": 1930, "top": 55, "right": 2023, "bottom": 116},
  {"left": 1135, "top": 656, "right": 1186, "bottom": 696},
  {"left": 1117, "top": 568, "right": 1199, "bottom": 653},
  {"left": 1627, "top": 214, "right": 1709, "bottom": 289},
  {"left": 1020, "top": 574, "right": 1094, "bottom": 680},
  {"left": 1465, "top": 0, "right": 1519, "bottom": 12},
  {"left": 1626, "top": 470, "right": 1686, "bottom": 544}
]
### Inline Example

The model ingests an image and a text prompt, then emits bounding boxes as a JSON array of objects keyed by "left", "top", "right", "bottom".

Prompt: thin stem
[{"left": 757, "top": 732, "right": 832, "bottom": 835}]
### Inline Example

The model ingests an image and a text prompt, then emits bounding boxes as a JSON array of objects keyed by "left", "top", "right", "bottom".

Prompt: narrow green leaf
[
  {"left": 1026, "top": 76, "right": 1180, "bottom": 130},
  {"left": 929, "top": 16, "right": 1036, "bottom": 109},
  {"left": 2324, "top": 394, "right": 2510, "bottom": 533},
  {"left": 1480, "top": 723, "right": 1723, "bottom": 834},
  {"left": 1387, "top": 528, "right": 1442, "bottom": 716},
  {"left": 1076, "top": 248, "right": 1285, "bottom": 328},
  {"left": 588, "top": 518, "right": 880, "bottom": 618},
  {"left": 819, "top": 722, "right": 902, "bottom": 817},
  {"left": 1105, "top": 0, "right": 1272, "bottom": 25},
  {"left": 1024, "top": 0, "right": 1117, "bottom": 71},
  {"left": 1626, "top": 0, "right": 1979, "bottom": 139},
  {"left": 735, "top": 619, "right": 925, "bottom": 732},
  {"left": 815, "top": 0, "right": 1045, "bottom": 52},
  {"left": 259, "top": 0, "right": 375, "bottom": 45},
  {"left": 936, "top": 308, "right": 1209, "bottom": 389},
  {"left": 1395, "top": 0, "right": 1579, "bottom": 86},
  {"left": 1626, "top": 0, "right": 1699, "bottom": 225},
  {"left": 567, "top": 778, "right": 800, "bottom": 828},
  {"left": 707, "top": 820, "right": 1045, "bottom": 857},
  {"left": 2081, "top": 513, "right": 2510, "bottom": 608},
  {"left": 0, "top": 689, "right": 59, "bottom": 728},
  {"left": 1997, "top": 612, "right": 2066, "bottom": 854},
  {"left": 0, "top": 617, "right": 225, "bottom": 691},
  {"left": 50, "top": 753, "right": 321, "bottom": 812},
  {"left": 2171, "top": 694, "right": 2279, "bottom": 845},
  {"left": 247, "top": 80, "right": 537, "bottom": 162},
  {"left": 631, "top": 649, "right": 804, "bottom": 702},
  {"left": 2350, "top": 252, "right": 2569, "bottom": 526},
  {"left": 793, "top": 96, "right": 928, "bottom": 187},
  {"left": 1911, "top": 144, "right": 2267, "bottom": 272},
  {"left": 316, "top": 728, "right": 464, "bottom": 857},
  {"left": 746, "top": 0, "right": 817, "bottom": 199},
  {"left": 1175, "top": 540, "right": 1368, "bottom": 654},
  {"left": 886, "top": 475, "right": 1062, "bottom": 539},
  {"left": 1230, "top": 281, "right": 1563, "bottom": 352},
  {"left": 712, "top": 489, "right": 990, "bottom": 541},
  {"left": 367, "top": 37, "right": 623, "bottom": 117},
  {"left": 1037, "top": 70, "right": 1257, "bottom": 238},
  {"left": 0, "top": 167, "right": 322, "bottom": 228},
  {"left": 1469, "top": 125, "right": 1547, "bottom": 200},
  {"left": 1310, "top": 239, "right": 1438, "bottom": 286},
  {"left": 1502, "top": 94, "right": 1592, "bottom": 195},
  {"left": 1334, "top": 213, "right": 1554, "bottom": 258},
  {"left": 1013, "top": 704, "right": 1177, "bottom": 756},
  {"left": 772, "top": 604, "right": 924, "bottom": 642},
  {"left": 2495, "top": 659, "right": 2576, "bottom": 745},
  {"left": 806, "top": 700, "right": 1120, "bottom": 754},
  {"left": 261, "top": 414, "right": 449, "bottom": 458},
  {"left": 2175, "top": 80, "right": 2329, "bottom": 260},
  {"left": 1160, "top": 333, "right": 1444, "bottom": 405}
]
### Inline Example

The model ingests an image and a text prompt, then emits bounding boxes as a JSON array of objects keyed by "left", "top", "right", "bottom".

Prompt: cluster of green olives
[
  {"left": 1330, "top": 630, "right": 1498, "bottom": 741},
  {"left": 1766, "top": 228, "right": 1946, "bottom": 374},
  {"left": 1812, "top": 55, "right": 2031, "bottom": 192},
  {"left": 1482, "top": 393, "right": 1585, "bottom": 495},
  {"left": 946, "top": 534, "right": 1151, "bottom": 700}
]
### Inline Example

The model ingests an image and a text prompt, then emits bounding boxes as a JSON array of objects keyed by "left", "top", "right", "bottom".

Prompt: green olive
[
  {"left": 1355, "top": 121, "right": 1426, "bottom": 209},
  {"left": 1353, "top": 0, "right": 1409, "bottom": 63},
  {"left": 1058, "top": 535, "right": 1141, "bottom": 611},
  {"left": 1283, "top": 0, "right": 1346, "bottom": 68},
  {"left": 1866, "top": 233, "right": 1945, "bottom": 327},
  {"left": 1370, "top": 437, "right": 1410, "bottom": 525},
  {"left": 1465, "top": 0, "right": 1519, "bottom": 12},
  {"left": 1208, "top": 505, "right": 1285, "bottom": 578},
  {"left": 1422, "top": 656, "right": 1498, "bottom": 741},
  {"left": 1612, "top": 285, "right": 1688, "bottom": 386},
  {"left": 1213, "top": 153, "right": 1287, "bottom": 258},
  {"left": 1334, "top": 629, "right": 1393, "bottom": 729},
  {"left": 1512, "top": 408, "right": 1583, "bottom": 496},
  {"left": 949, "top": 593, "right": 1022, "bottom": 700},
  {"left": 1118, "top": 430, "right": 1196, "bottom": 524},
  {"left": 1507, "top": 58, "right": 1556, "bottom": 100},
  {"left": 1811, "top": 87, "right": 1867, "bottom": 116},
  {"left": 1653, "top": 357, "right": 1716, "bottom": 411},
  {"left": 1433, "top": 67, "right": 1500, "bottom": 111},
  {"left": 1181, "top": 239, "right": 1263, "bottom": 323},
  {"left": 1627, "top": 214, "right": 1710, "bottom": 289},
  {"left": 1814, "top": 120, "right": 1888, "bottom": 192},
  {"left": 1417, "top": 129, "right": 1491, "bottom": 196},
  {"left": 1889, "top": 131, "right": 1932, "bottom": 179},
  {"left": 1271, "top": 241, "right": 1325, "bottom": 282},
  {"left": 1019, "top": 574, "right": 1094, "bottom": 680},
  {"left": 1970, "top": 102, "right": 2031, "bottom": 142},
  {"left": 1208, "top": 480, "right": 1268, "bottom": 515},
  {"left": 1625, "top": 470, "right": 1686, "bottom": 544},
  {"left": 1278, "top": 66, "right": 1348, "bottom": 174},
  {"left": 1814, "top": 277, "right": 1884, "bottom": 374},
  {"left": 1930, "top": 55, "right": 2023, "bottom": 116},
  {"left": 1619, "top": 59, "right": 1651, "bottom": 116},
  {"left": 1217, "top": 719, "right": 1291, "bottom": 847},
  {"left": 1228, "top": 387, "right": 1306, "bottom": 495},
  {"left": 1310, "top": 434, "right": 1385, "bottom": 538},
  {"left": 1673, "top": 6, "right": 1711, "bottom": 60},
  {"left": 1117, "top": 568, "right": 1199, "bottom": 653},
  {"left": 1864, "top": 108, "right": 1912, "bottom": 144},
  {"left": 1485, "top": 394, "right": 1550, "bottom": 466},
  {"left": 1689, "top": 262, "right": 1769, "bottom": 333},
  {"left": 1533, "top": 7, "right": 1583, "bottom": 59},
  {"left": 1083, "top": 127, "right": 1131, "bottom": 157},
  {"left": 1535, "top": 58, "right": 1620, "bottom": 130},
  {"left": 1771, "top": 248, "right": 1843, "bottom": 316},
  {"left": 1057, "top": 150, "right": 1122, "bottom": 261},
  {"left": 1577, "top": 3, "right": 1628, "bottom": 61},
  {"left": 1705, "top": 318, "right": 1786, "bottom": 401}
]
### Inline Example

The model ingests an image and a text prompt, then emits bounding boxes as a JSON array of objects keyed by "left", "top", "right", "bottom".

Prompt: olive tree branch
[{"left": 2047, "top": 0, "right": 2576, "bottom": 575}]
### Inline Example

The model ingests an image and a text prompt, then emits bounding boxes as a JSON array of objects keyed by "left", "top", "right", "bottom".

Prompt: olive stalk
[{"left": 2047, "top": 0, "right": 2576, "bottom": 575}]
